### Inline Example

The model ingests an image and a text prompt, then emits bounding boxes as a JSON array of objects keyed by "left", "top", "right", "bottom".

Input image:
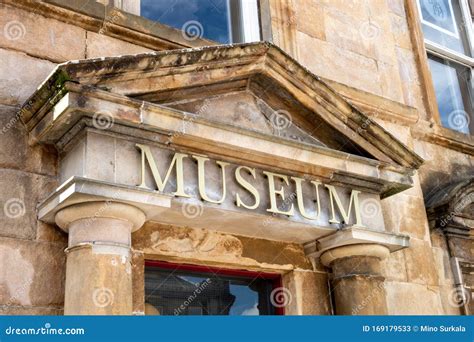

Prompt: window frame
[
  {"left": 417, "top": 0, "right": 474, "bottom": 134},
  {"left": 119, "top": 0, "right": 262, "bottom": 44},
  {"left": 144, "top": 260, "right": 285, "bottom": 315}
]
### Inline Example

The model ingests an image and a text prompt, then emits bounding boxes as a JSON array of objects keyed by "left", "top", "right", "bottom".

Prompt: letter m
[{"left": 136, "top": 144, "right": 190, "bottom": 197}]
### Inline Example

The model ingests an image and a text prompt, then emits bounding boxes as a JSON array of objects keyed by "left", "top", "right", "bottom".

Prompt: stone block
[
  {"left": 378, "top": 62, "right": 404, "bottom": 104},
  {"left": 431, "top": 246, "right": 454, "bottom": 286},
  {"left": 36, "top": 222, "right": 67, "bottom": 245},
  {"left": 132, "top": 251, "right": 144, "bottom": 315},
  {"left": 438, "top": 285, "right": 463, "bottom": 315},
  {"left": 86, "top": 32, "right": 153, "bottom": 58},
  {"left": 385, "top": 281, "right": 444, "bottom": 314},
  {"left": 390, "top": 13, "right": 412, "bottom": 50},
  {"left": 297, "top": 32, "right": 381, "bottom": 96},
  {"left": 294, "top": 0, "right": 325, "bottom": 40},
  {"left": 0, "top": 237, "right": 66, "bottom": 307},
  {"left": 381, "top": 249, "right": 407, "bottom": 282},
  {"left": 403, "top": 238, "right": 440, "bottom": 286},
  {"left": 0, "top": 4, "right": 86, "bottom": 61},
  {"left": 282, "top": 269, "right": 330, "bottom": 315},
  {"left": 0, "top": 105, "right": 57, "bottom": 176},
  {"left": 318, "top": 0, "right": 369, "bottom": 18},
  {"left": 0, "top": 49, "right": 56, "bottom": 106},
  {"left": 0, "top": 169, "right": 57, "bottom": 240},
  {"left": 381, "top": 193, "right": 430, "bottom": 240},
  {"left": 386, "top": 0, "right": 406, "bottom": 17},
  {"left": 324, "top": 7, "right": 380, "bottom": 60},
  {"left": 239, "top": 237, "right": 313, "bottom": 269}
]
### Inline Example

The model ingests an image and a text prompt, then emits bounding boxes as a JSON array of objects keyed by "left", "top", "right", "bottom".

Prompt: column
[
  {"left": 320, "top": 243, "right": 389, "bottom": 315},
  {"left": 55, "top": 201, "right": 146, "bottom": 315}
]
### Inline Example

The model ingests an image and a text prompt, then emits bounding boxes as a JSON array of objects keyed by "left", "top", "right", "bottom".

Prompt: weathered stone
[
  {"left": 294, "top": 0, "right": 325, "bottom": 40},
  {"left": 0, "top": 105, "right": 57, "bottom": 176},
  {"left": 403, "top": 238, "right": 440, "bottom": 286},
  {"left": 297, "top": 32, "right": 382, "bottom": 96},
  {"left": 0, "top": 5, "right": 86, "bottom": 61},
  {"left": 386, "top": 0, "right": 406, "bottom": 17},
  {"left": 0, "top": 0, "right": 471, "bottom": 317},
  {"left": 133, "top": 223, "right": 303, "bottom": 271},
  {"left": 438, "top": 285, "right": 463, "bottom": 315},
  {"left": 0, "top": 306, "right": 63, "bottom": 315},
  {"left": 377, "top": 61, "right": 404, "bottom": 103},
  {"left": 381, "top": 249, "right": 408, "bottom": 282},
  {"left": 36, "top": 222, "right": 67, "bottom": 245},
  {"left": 86, "top": 32, "right": 153, "bottom": 58},
  {"left": 390, "top": 14, "right": 412, "bottom": 50},
  {"left": 333, "top": 275, "right": 387, "bottom": 315},
  {"left": 131, "top": 251, "right": 144, "bottom": 315},
  {"left": 385, "top": 281, "right": 444, "bottom": 314},
  {"left": 282, "top": 269, "right": 331, "bottom": 315},
  {"left": 0, "top": 237, "right": 65, "bottom": 307},
  {"left": 0, "top": 49, "right": 55, "bottom": 106},
  {"left": 324, "top": 7, "right": 375, "bottom": 60},
  {"left": 381, "top": 193, "right": 430, "bottom": 240},
  {"left": 431, "top": 246, "right": 454, "bottom": 286},
  {"left": 0, "top": 169, "right": 56, "bottom": 240}
]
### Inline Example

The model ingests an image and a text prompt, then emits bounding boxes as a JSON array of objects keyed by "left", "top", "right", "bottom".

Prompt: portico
[{"left": 21, "top": 42, "right": 423, "bottom": 315}]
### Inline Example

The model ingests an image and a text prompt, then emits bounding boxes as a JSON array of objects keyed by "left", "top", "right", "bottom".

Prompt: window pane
[
  {"left": 418, "top": 0, "right": 472, "bottom": 56},
  {"left": 140, "top": 0, "right": 260, "bottom": 44},
  {"left": 144, "top": 265, "right": 278, "bottom": 315},
  {"left": 428, "top": 55, "right": 473, "bottom": 134}
]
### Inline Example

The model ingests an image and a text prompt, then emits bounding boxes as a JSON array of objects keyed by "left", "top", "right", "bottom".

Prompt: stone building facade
[{"left": 0, "top": 0, "right": 472, "bottom": 315}]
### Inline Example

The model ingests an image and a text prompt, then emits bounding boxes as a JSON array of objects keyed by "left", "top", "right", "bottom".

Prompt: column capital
[
  {"left": 320, "top": 243, "right": 389, "bottom": 267},
  {"left": 55, "top": 201, "right": 146, "bottom": 233},
  {"left": 304, "top": 226, "right": 410, "bottom": 260}
]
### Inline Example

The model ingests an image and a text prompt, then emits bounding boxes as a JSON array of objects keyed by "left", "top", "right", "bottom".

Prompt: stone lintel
[
  {"left": 304, "top": 226, "right": 410, "bottom": 258},
  {"left": 38, "top": 177, "right": 353, "bottom": 244}
]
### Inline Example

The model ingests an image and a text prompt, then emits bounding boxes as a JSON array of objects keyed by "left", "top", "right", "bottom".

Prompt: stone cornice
[
  {"left": 411, "top": 120, "right": 474, "bottom": 156},
  {"left": 20, "top": 42, "right": 424, "bottom": 172},
  {"left": 27, "top": 86, "right": 414, "bottom": 197}
]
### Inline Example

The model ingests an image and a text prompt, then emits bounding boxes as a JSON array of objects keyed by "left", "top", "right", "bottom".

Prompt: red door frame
[{"left": 145, "top": 260, "right": 285, "bottom": 315}]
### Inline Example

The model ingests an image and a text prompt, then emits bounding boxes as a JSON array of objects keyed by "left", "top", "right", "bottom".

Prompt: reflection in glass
[
  {"left": 418, "top": 0, "right": 471, "bottom": 56},
  {"left": 140, "top": 0, "right": 260, "bottom": 44},
  {"left": 144, "top": 266, "right": 278, "bottom": 315},
  {"left": 428, "top": 55, "right": 473, "bottom": 134}
]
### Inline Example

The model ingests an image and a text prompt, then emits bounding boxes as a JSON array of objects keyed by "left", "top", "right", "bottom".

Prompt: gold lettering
[
  {"left": 235, "top": 166, "right": 260, "bottom": 210},
  {"left": 136, "top": 144, "right": 190, "bottom": 197},
  {"left": 292, "top": 177, "right": 321, "bottom": 220},
  {"left": 325, "top": 184, "right": 364, "bottom": 227},
  {"left": 263, "top": 171, "right": 294, "bottom": 216},
  {"left": 193, "top": 155, "right": 229, "bottom": 204}
]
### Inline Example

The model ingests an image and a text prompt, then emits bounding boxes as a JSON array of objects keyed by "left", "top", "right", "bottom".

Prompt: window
[
  {"left": 417, "top": 0, "right": 474, "bottom": 134},
  {"left": 138, "top": 0, "right": 261, "bottom": 44},
  {"left": 144, "top": 261, "right": 283, "bottom": 315}
]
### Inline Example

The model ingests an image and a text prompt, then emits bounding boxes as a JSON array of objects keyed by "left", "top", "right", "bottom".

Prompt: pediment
[
  {"left": 21, "top": 42, "right": 422, "bottom": 171},
  {"left": 160, "top": 91, "right": 327, "bottom": 148}
]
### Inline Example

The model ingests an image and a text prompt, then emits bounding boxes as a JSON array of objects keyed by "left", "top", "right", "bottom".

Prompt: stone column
[
  {"left": 320, "top": 243, "right": 389, "bottom": 315},
  {"left": 55, "top": 201, "right": 146, "bottom": 315}
]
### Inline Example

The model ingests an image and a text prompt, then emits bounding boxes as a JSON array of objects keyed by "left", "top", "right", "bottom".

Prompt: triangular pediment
[
  {"left": 21, "top": 42, "right": 423, "bottom": 169},
  {"left": 159, "top": 91, "right": 327, "bottom": 148}
]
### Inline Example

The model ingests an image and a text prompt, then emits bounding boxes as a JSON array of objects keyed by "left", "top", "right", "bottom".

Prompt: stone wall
[
  {"left": 0, "top": 2, "right": 151, "bottom": 315},
  {"left": 0, "top": 0, "right": 471, "bottom": 315}
]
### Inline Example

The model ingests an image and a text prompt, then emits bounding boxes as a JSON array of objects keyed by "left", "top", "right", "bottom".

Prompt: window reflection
[
  {"left": 144, "top": 265, "right": 278, "bottom": 315},
  {"left": 418, "top": 0, "right": 472, "bottom": 56},
  {"left": 140, "top": 0, "right": 260, "bottom": 44},
  {"left": 428, "top": 55, "right": 473, "bottom": 134}
]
